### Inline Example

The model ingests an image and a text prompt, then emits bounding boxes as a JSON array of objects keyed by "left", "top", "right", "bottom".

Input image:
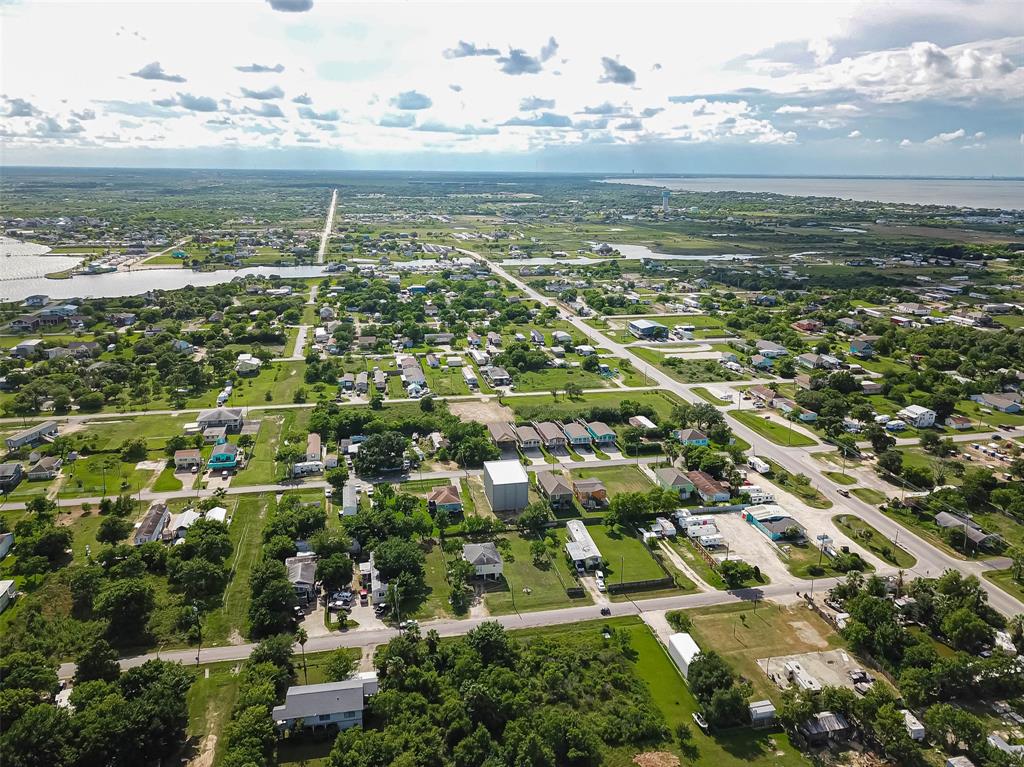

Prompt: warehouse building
[{"left": 482, "top": 460, "right": 529, "bottom": 513}]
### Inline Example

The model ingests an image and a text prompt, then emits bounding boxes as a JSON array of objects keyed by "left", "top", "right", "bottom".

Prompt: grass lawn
[
  {"left": 152, "top": 466, "right": 183, "bottom": 492},
  {"left": 879, "top": 504, "right": 977, "bottom": 560},
  {"left": 79, "top": 413, "right": 191, "bottom": 451},
  {"left": 688, "top": 601, "right": 841, "bottom": 703},
  {"left": 512, "top": 366, "right": 611, "bottom": 393},
  {"left": 607, "top": 618, "right": 811, "bottom": 767},
  {"left": 236, "top": 414, "right": 285, "bottom": 485},
  {"left": 730, "top": 410, "right": 817, "bottom": 447},
  {"left": 852, "top": 487, "right": 887, "bottom": 505},
  {"left": 984, "top": 568, "right": 1024, "bottom": 603},
  {"left": 778, "top": 540, "right": 874, "bottom": 580},
  {"left": 832, "top": 514, "right": 917, "bottom": 568},
  {"left": 483, "top": 534, "right": 590, "bottom": 615},
  {"left": 668, "top": 537, "right": 728, "bottom": 589},
  {"left": 631, "top": 347, "right": 739, "bottom": 384},
  {"left": 60, "top": 454, "right": 154, "bottom": 498},
  {"left": 760, "top": 459, "right": 831, "bottom": 509},
  {"left": 569, "top": 464, "right": 654, "bottom": 495},
  {"left": 507, "top": 389, "right": 683, "bottom": 421},
  {"left": 823, "top": 471, "right": 856, "bottom": 486},
  {"left": 186, "top": 664, "right": 239, "bottom": 767},
  {"left": 201, "top": 495, "right": 269, "bottom": 644},
  {"left": 409, "top": 543, "right": 453, "bottom": 620},
  {"left": 692, "top": 386, "right": 732, "bottom": 405},
  {"left": 589, "top": 525, "right": 666, "bottom": 583}
]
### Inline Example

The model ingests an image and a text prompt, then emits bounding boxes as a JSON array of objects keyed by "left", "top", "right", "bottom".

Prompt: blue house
[
  {"left": 673, "top": 428, "right": 709, "bottom": 447},
  {"left": 208, "top": 442, "right": 239, "bottom": 471}
]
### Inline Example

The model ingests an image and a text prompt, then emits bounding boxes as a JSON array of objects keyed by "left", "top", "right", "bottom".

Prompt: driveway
[
  {"left": 523, "top": 448, "right": 548, "bottom": 466},
  {"left": 575, "top": 446, "right": 601, "bottom": 463}
]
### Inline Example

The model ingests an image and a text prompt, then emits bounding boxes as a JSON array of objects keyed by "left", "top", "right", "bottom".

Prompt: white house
[
  {"left": 235, "top": 353, "right": 263, "bottom": 374},
  {"left": 0, "top": 579, "right": 15, "bottom": 614},
  {"left": 272, "top": 673, "right": 378, "bottom": 732},
  {"left": 667, "top": 632, "right": 701, "bottom": 680},
  {"left": 133, "top": 503, "right": 170, "bottom": 545},
  {"left": 462, "top": 542, "right": 503, "bottom": 579},
  {"left": 565, "top": 519, "right": 602, "bottom": 570},
  {"left": 897, "top": 405, "right": 936, "bottom": 428}
]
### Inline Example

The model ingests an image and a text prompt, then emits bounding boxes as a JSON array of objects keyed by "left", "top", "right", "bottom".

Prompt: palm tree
[{"left": 295, "top": 627, "right": 309, "bottom": 684}]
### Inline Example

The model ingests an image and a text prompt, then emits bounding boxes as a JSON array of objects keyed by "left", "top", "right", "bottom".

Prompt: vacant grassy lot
[
  {"left": 569, "top": 464, "right": 654, "bottom": 495},
  {"left": 688, "top": 601, "right": 841, "bottom": 703},
  {"left": 610, "top": 618, "right": 811, "bottom": 767},
  {"left": 760, "top": 459, "right": 831, "bottom": 509},
  {"left": 483, "top": 534, "right": 589, "bottom": 615},
  {"left": 823, "top": 471, "right": 856, "bottom": 486},
  {"left": 730, "top": 410, "right": 817, "bottom": 447},
  {"left": 507, "top": 389, "right": 683, "bottom": 421},
  {"left": 984, "top": 568, "right": 1024, "bottom": 603},
  {"left": 692, "top": 386, "right": 733, "bottom": 405},
  {"left": 409, "top": 543, "right": 453, "bottom": 620},
  {"left": 832, "top": 514, "right": 917, "bottom": 568},
  {"left": 852, "top": 487, "right": 887, "bottom": 505},
  {"left": 779, "top": 540, "right": 874, "bottom": 579},
  {"left": 589, "top": 525, "right": 666, "bottom": 583}
]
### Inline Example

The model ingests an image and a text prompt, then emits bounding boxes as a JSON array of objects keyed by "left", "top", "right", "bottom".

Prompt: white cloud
[
  {"left": 847, "top": 130, "right": 862, "bottom": 138},
  {"left": 925, "top": 127, "right": 966, "bottom": 144}
]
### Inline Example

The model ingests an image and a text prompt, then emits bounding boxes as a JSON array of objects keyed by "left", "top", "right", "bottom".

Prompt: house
[
  {"left": 12, "top": 339, "right": 43, "bottom": 358},
  {"left": 988, "top": 734, "right": 1024, "bottom": 758},
  {"left": 896, "top": 302, "right": 930, "bottom": 316},
  {"left": 197, "top": 407, "right": 244, "bottom": 433},
  {"left": 107, "top": 312, "right": 137, "bottom": 327},
  {"left": 755, "top": 340, "right": 787, "bottom": 357},
  {"left": 945, "top": 415, "right": 973, "bottom": 430},
  {"left": 373, "top": 369, "right": 386, "bottom": 391},
  {"left": 628, "top": 415, "right": 657, "bottom": 431},
  {"left": 306, "top": 433, "right": 322, "bottom": 462},
  {"left": 686, "top": 471, "right": 730, "bottom": 503},
  {"left": 10, "top": 316, "right": 41, "bottom": 332},
  {"left": 515, "top": 425, "right": 541, "bottom": 449},
  {"left": 462, "top": 542, "right": 503, "bottom": 579},
  {"left": 485, "top": 366, "right": 512, "bottom": 387},
  {"left": 534, "top": 422, "right": 566, "bottom": 449},
  {"left": 792, "top": 319, "right": 824, "bottom": 333},
  {"left": 364, "top": 552, "right": 389, "bottom": 603},
  {"left": 934, "top": 511, "right": 1000, "bottom": 549},
  {"left": 483, "top": 460, "right": 529, "bottom": 513},
  {"left": 565, "top": 519, "right": 601, "bottom": 569},
  {"left": 849, "top": 337, "right": 874, "bottom": 358},
  {"left": 203, "top": 426, "right": 227, "bottom": 444},
  {"left": 166, "top": 509, "right": 201, "bottom": 540},
  {"left": 536, "top": 471, "right": 574, "bottom": 510},
  {"left": 206, "top": 507, "right": 228, "bottom": 524},
  {"left": 796, "top": 353, "right": 821, "bottom": 369},
  {"left": 173, "top": 449, "right": 203, "bottom": 471},
  {"left": 272, "top": 673, "right": 378, "bottom": 732},
  {"left": 561, "top": 422, "right": 592, "bottom": 447},
  {"left": 654, "top": 468, "right": 695, "bottom": 499},
  {"left": 208, "top": 442, "right": 239, "bottom": 471},
  {"left": 750, "top": 354, "right": 773, "bottom": 370},
  {"left": 666, "top": 632, "right": 701, "bottom": 680},
  {"left": 573, "top": 478, "right": 607, "bottom": 508},
  {"left": 552, "top": 330, "right": 572, "bottom": 345},
  {"left": 530, "top": 329, "right": 544, "bottom": 345},
  {"left": 486, "top": 331, "right": 502, "bottom": 347},
  {"left": 0, "top": 532, "right": 13, "bottom": 560},
  {"left": 799, "top": 711, "right": 851, "bottom": 745},
  {"left": 860, "top": 380, "right": 883, "bottom": 395},
  {"left": 0, "top": 463, "right": 24, "bottom": 493},
  {"left": 972, "top": 393, "right": 1021, "bottom": 413},
  {"left": 777, "top": 398, "right": 817, "bottom": 422},
  {"left": 487, "top": 422, "right": 519, "bottom": 449},
  {"left": 0, "top": 580, "right": 16, "bottom": 614},
  {"left": 461, "top": 366, "right": 478, "bottom": 389},
  {"left": 292, "top": 459, "right": 324, "bottom": 477},
  {"left": 341, "top": 484, "right": 358, "bottom": 517},
  {"left": 897, "top": 405, "right": 937, "bottom": 428},
  {"left": 427, "top": 484, "right": 463, "bottom": 515},
  {"left": 340, "top": 373, "right": 355, "bottom": 390},
  {"left": 585, "top": 421, "right": 616, "bottom": 446},
  {"left": 235, "top": 353, "right": 262, "bottom": 374},
  {"left": 744, "top": 504, "right": 805, "bottom": 541},
  {"left": 5, "top": 420, "right": 58, "bottom": 450},
  {"left": 285, "top": 555, "right": 318, "bottom": 603},
  {"left": 673, "top": 428, "right": 709, "bottom": 447},
  {"left": 355, "top": 371, "right": 368, "bottom": 393},
  {"left": 749, "top": 700, "right": 777, "bottom": 728},
  {"left": 627, "top": 319, "right": 668, "bottom": 340},
  {"left": 23, "top": 295, "right": 48, "bottom": 307},
  {"left": 134, "top": 503, "right": 170, "bottom": 545},
  {"left": 27, "top": 456, "right": 61, "bottom": 481}
]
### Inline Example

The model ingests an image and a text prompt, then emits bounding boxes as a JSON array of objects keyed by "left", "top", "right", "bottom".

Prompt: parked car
[{"left": 692, "top": 712, "right": 709, "bottom": 732}]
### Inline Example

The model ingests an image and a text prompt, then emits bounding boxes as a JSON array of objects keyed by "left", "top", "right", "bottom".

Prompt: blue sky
[{"left": 1, "top": 0, "right": 1022, "bottom": 175}]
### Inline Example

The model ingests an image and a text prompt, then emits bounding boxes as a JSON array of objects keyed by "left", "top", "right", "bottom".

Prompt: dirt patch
[
  {"left": 788, "top": 619, "right": 828, "bottom": 648},
  {"left": 448, "top": 398, "right": 514, "bottom": 424},
  {"left": 633, "top": 752, "right": 680, "bottom": 767},
  {"left": 55, "top": 504, "right": 94, "bottom": 528}
]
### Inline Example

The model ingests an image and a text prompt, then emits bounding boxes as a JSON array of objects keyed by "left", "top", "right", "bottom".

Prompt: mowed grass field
[
  {"left": 483, "top": 534, "right": 590, "bottom": 615},
  {"left": 730, "top": 410, "right": 817, "bottom": 447}
]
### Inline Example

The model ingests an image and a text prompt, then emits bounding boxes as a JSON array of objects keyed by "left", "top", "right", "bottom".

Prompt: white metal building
[
  {"left": 667, "top": 632, "right": 701, "bottom": 680},
  {"left": 482, "top": 460, "right": 529, "bottom": 512}
]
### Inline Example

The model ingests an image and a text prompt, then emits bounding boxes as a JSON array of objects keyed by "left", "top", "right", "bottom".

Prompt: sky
[{"left": 1, "top": 0, "right": 1022, "bottom": 175}]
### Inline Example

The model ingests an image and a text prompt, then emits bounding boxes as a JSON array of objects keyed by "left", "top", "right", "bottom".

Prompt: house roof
[
  {"left": 174, "top": 449, "right": 202, "bottom": 460},
  {"left": 463, "top": 542, "right": 502, "bottom": 566},
  {"left": 285, "top": 556, "right": 317, "bottom": 586},
  {"left": 587, "top": 421, "right": 614, "bottom": 438},
  {"left": 676, "top": 428, "right": 707, "bottom": 441},
  {"left": 427, "top": 485, "right": 461, "bottom": 506},
  {"left": 562, "top": 422, "right": 590, "bottom": 439},
  {"left": 655, "top": 467, "right": 694, "bottom": 488},
  {"left": 686, "top": 470, "right": 728, "bottom": 497},
  {"left": 536, "top": 471, "right": 573, "bottom": 496},
  {"left": 197, "top": 407, "right": 243, "bottom": 423},
  {"left": 487, "top": 422, "right": 519, "bottom": 443},
  {"left": 136, "top": 503, "right": 168, "bottom": 539},
  {"left": 573, "top": 478, "right": 605, "bottom": 494},
  {"left": 483, "top": 460, "right": 528, "bottom": 486},
  {"left": 535, "top": 422, "right": 564, "bottom": 441},
  {"left": 272, "top": 675, "right": 375, "bottom": 722},
  {"left": 0, "top": 463, "right": 23, "bottom": 479},
  {"left": 516, "top": 425, "right": 541, "bottom": 442}
]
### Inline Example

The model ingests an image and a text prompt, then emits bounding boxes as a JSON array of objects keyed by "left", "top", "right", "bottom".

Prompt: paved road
[
  {"left": 472, "top": 249, "right": 1024, "bottom": 618},
  {"left": 317, "top": 189, "right": 338, "bottom": 265},
  {"left": 0, "top": 455, "right": 670, "bottom": 511},
  {"left": 58, "top": 578, "right": 821, "bottom": 678}
]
